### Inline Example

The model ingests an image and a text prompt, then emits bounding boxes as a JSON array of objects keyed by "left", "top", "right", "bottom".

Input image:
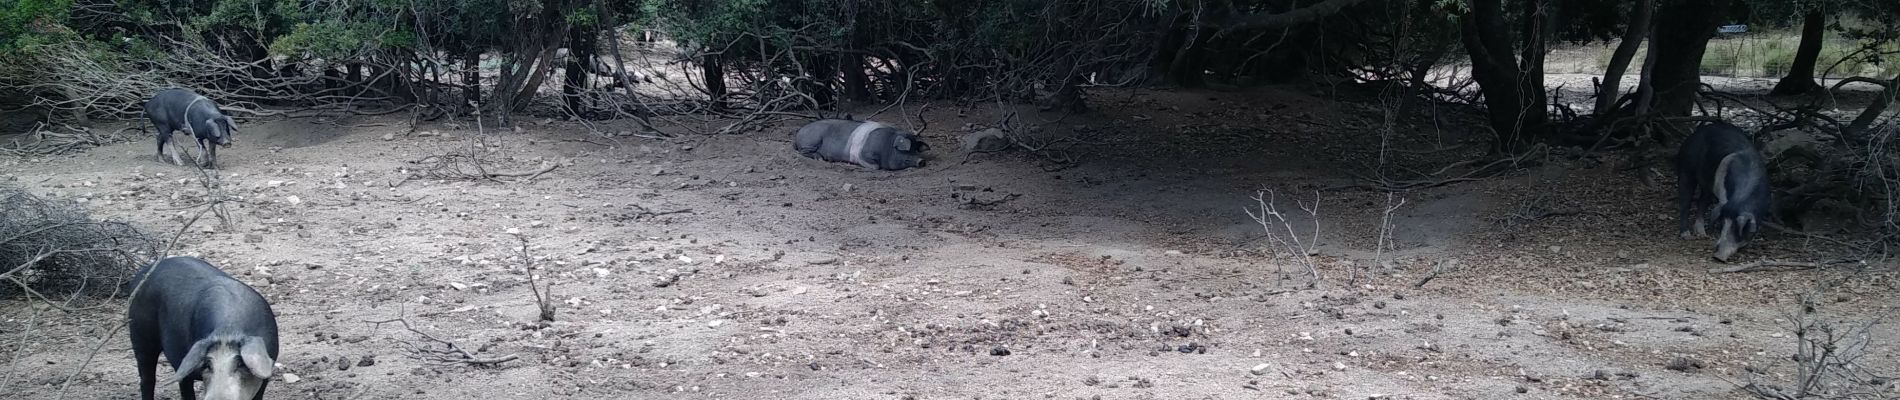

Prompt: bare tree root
[
  {"left": 0, "top": 124, "right": 137, "bottom": 156},
  {"left": 368, "top": 310, "right": 520, "bottom": 367},
  {"left": 1338, "top": 144, "right": 1547, "bottom": 192},
  {"left": 405, "top": 136, "right": 558, "bottom": 183}
]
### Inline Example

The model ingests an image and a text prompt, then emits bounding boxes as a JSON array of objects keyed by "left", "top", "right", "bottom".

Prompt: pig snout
[{"left": 1712, "top": 220, "right": 1744, "bottom": 262}]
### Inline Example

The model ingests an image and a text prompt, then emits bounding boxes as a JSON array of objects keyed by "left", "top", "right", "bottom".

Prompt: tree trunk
[
  {"left": 1597, "top": 0, "right": 1652, "bottom": 114},
  {"left": 702, "top": 53, "right": 726, "bottom": 109},
  {"left": 1646, "top": 0, "right": 1731, "bottom": 120},
  {"left": 1459, "top": 0, "right": 1546, "bottom": 154},
  {"left": 840, "top": 0, "right": 872, "bottom": 104},
  {"left": 511, "top": 46, "right": 561, "bottom": 112},
  {"left": 1168, "top": 21, "right": 1211, "bottom": 88},
  {"left": 1518, "top": 0, "right": 1550, "bottom": 146},
  {"left": 463, "top": 51, "right": 481, "bottom": 107},
  {"left": 1770, "top": 9, "right": 1826, "bottom": 96},
  {"left": 841, "top": 53, "right": 870, "bottom": 103},
  {"left": 563, "top": 25, "right": 596, "bottom": 114},
  {"left": 1148, "top": 13, "right": 1190, "bottom": 85}
]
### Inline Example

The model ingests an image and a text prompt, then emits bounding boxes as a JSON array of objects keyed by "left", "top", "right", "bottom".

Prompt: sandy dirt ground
[{"left": 1, "top": 85, "right": 1896, "bottom": 400}]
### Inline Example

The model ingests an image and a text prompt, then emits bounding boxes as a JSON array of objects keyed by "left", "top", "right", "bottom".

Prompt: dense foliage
[{"left": 0, "top": 0, "right": 1893, "bottom": 142}]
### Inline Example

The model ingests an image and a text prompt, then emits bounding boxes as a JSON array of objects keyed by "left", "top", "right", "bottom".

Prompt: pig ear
[
  {"left": 240, "top": 337, "right": 274, "bottom": 378},
  {"left": 204, "top": 118, "right": 224, "bottom": 137},
  {"left": 893, "top": 136, "right": 914, "bottom": 152},
  {"left": 172, "top": 339, "right": 214, "bottom": 382},
  {"left": 223, "top": 116, "right": 238, "bottom": 134}
]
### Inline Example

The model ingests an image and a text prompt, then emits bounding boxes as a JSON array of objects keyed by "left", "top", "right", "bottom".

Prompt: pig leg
[
  {"left": 198, "top": 139, "right": 215, "bottom": 169},
  {"left": 178, "top": 378, "right": 198, "bottom": 400},
  {"left": 171, "top": 138, "right": 192, "bottom": 166},
  {"left": 133, "top": 347, "right": 159, "bottom": 400},
  {"left": 1676, "top": 164, "right": 1702, "bottom": 239},
  {"left": 154, "top": 123, "right": 171, "bottom": 164}
]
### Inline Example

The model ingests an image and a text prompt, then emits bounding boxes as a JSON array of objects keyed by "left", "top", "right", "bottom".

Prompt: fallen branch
[
  {"left": 1717, "top": 259, "right": 1831, "bottom": 274},
  {"left": 367, "top": 312, "right": 519, "bottom": 366},
  {"left": 627, "top": 204, "right": 694, "bottom": 219}
]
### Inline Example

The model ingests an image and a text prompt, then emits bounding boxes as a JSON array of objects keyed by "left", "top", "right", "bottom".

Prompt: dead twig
[
  {"left": 512, "top": 234, "right": 556, "bottom": 322},
  {"left": 1708, "top": 259, "right": 1858, "bottom": 274},
  {"left": 368, "top": 310, "right": 519, "bottom": 366}
]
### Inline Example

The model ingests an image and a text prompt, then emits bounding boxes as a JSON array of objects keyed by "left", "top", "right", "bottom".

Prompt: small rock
[
  {"left": 652, "top": 167, "right": 665, "bottom": 176},
  {"left": 281, "top": 373, "right": 301, "bottom": 383},
  {"left": 381, "top": 133, "right": 395, "bottom": 141},
  {"left": 1332, "top": 362, "right": 1347, "bottom": 371},
  {"left": 357, "top": 355, "right": 376, "bottom": 367},
  {"left": 448, "top": 283, "right": 468, "bottom": 290},
  {"left": 1250, "top": 363, "right": 1273, "bottom": 376},
  {"left": 707, "top": 320, "right": 724, "bottom": 328},
  {"left": 1665, "top": 356, "right": 1704, "bottom": 373},
  {"left": 1549, "top": 246, "right": 1562, "bottom": 253},
  {"left": 285, "top": 196, "right": 301, "bottom": 205},
  {"left": 337, "top": 357, "right": 353, "bottom": 371},
  {"left": 961, "top": 128, "right": 1010, "bottom": 153},
  {"left": 1165, "top": 250, "right": 1184, "bottom": 256},
  {"left": 266, "top": 180, "right": 286, "bottom": 187},
  {"left": 244, "top": 234, "right": 263, "bottom": 244},
  {"left": 842, "top": 184, "right": 854, "bottom": 192},
  {"left": 990, "top": 347, "right": 1011, "bottom": 356}
]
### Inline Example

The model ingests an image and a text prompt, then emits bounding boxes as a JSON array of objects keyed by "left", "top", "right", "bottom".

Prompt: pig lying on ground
[{"left": 794, "top": 118, "right": 928, "bottom": 171}]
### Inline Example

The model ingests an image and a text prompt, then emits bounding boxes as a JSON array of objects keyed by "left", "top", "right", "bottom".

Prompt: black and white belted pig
[
  {"left": 1675, "top": 121, "right": 1774, "bottom": 262},
  {"left": 143, "top": 88, "right": 239, "bottom": 169},
  {"left": 793, "top": 118, "right": 930, "bottom": 171},
  {"left": 128, "top": 256, "right": 280, "bottom": 400}
]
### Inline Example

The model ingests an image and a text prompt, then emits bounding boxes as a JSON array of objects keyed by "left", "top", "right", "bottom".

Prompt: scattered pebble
[{"left": 1250, "top": 363, "right": 1273, "bottom": 376}]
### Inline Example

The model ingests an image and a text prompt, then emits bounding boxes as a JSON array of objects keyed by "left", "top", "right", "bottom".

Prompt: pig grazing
[
  {"left": 143, "top": 88, "right": 238, "bottom": 168},
  {"left": 1675, "top": 121, "right": 1773, "bottom": 262},
  {"left": 129, "top": 256, "right": 279, "bottom": 400},
  {"left": 794, "top": 119, "right": 929, "bottom": 171}
]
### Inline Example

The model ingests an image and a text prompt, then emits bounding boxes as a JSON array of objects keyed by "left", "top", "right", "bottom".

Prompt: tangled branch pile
[{"left": 0, "top": 184, "right": 157, "bottom": 300}]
